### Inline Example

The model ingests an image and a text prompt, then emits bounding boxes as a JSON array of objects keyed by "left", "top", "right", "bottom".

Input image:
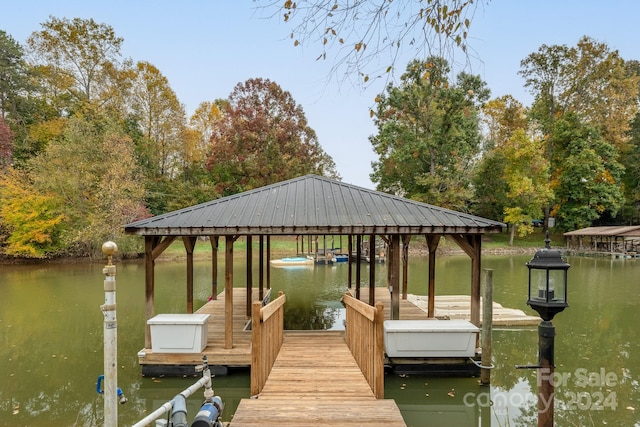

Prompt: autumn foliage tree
[
  {"left": 206, "top": 78, "right": 339, "bottom": 195},
  {"left": 473, "top": 96, "right": 534, "bottom": 224},
  {"left": 26, "top": 16, "right": 125, "bottom": 114},
  {"left": 26, "top": 116, "right": 147, "bottom": 256},
  {"left": 0, "top": 168, "right": 66, "bottom": 257}
]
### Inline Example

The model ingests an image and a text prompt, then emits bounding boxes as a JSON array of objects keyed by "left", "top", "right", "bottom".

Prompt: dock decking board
[
  {"left": 138, "top": 288, "right": 256, "bottom": 368},
  {"left": 138, "top": 286, "right": 538, "bottom": 370},
  {"left": 229, "top": 332, "right": 407, "bottom": 427}
]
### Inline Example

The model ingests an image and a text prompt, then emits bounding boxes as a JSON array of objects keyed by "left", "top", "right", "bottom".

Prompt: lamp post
[{"left": 526, "top": 232, "right": 570, "bottom": 427}]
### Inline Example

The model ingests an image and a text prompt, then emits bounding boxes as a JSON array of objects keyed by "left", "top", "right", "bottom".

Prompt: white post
[
  {"left": 480, "top": 268, "right": 493, "bottom": 385},
  {"left": 102, "top": 241, "right": 118, "bottom": 427}
]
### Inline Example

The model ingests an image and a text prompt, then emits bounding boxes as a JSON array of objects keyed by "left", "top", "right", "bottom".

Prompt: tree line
[
  {"left": 0, "top": 17, "right": 339, "bottom": 258},
  {"left": 1, "top": 16, "right": 639, "bottom": 259},
  {"left": 371, "top": 38, "right": 640, "bottom": 245}
]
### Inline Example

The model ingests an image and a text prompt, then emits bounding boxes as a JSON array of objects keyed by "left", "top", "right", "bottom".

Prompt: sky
[{"left": 2, "top": 1, "right": 639, "bottom": 189}]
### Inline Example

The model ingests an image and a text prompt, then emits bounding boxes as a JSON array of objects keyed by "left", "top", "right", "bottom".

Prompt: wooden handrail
[
  {"left": 260, "top": 292, "right": 286, "bottom": 321},
  {"left": 250, "top": 291, "right": 286, "bottom": 396},
  {"left": 341, "top": 292, "right": 385, "bottom": 398}
]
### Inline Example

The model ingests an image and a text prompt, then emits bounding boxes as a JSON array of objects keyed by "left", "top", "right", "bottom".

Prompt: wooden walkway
[{"left": 229, "top": 331, "right": 406, "bottom": 427}]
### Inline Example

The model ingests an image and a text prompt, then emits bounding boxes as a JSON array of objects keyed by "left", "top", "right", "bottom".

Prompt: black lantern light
[{"left": 526, "top": 231, "right": 570, "bottom": 321}]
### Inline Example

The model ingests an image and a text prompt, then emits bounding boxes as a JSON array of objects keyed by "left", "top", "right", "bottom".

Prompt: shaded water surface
[{"left": 1, "top": 254, "right": 639, "bottom": 426}]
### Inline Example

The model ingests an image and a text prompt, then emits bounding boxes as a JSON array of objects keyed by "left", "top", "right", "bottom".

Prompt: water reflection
[{"left": 1, "top": 255, "right": 639, "bottom": 425}]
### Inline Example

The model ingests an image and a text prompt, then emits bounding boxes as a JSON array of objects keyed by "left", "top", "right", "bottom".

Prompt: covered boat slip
[{"left": 124, "top": 175, "right": 506, "bottom": 363}]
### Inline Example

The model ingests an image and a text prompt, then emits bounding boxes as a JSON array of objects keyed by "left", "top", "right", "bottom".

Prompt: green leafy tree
[
  {"left": 0, "top": 29, "right": 50, "bottom": 165},
  {"left": 622, "top": 112, "right": 640, "bottom": 223},
  {"left": 471, "top": 148, "right": 509, "bottom": 221},
  {"left": 206, "top": 77, "right": 340, "bottom": 196},
  {"left": 520, "top": 36, "right": 638, "bottom": 228},
  {"left": 0, "top": 30, "right": 29, "bottom": 119},
  {"left": 619, "top": 60, "right": 640, "bottom": 223},
  {"left": 551, "top": 113, "right": 624, "bottom": 230},
  {"left": 370, "top": 57, "right": 488, "bottom": 209}
]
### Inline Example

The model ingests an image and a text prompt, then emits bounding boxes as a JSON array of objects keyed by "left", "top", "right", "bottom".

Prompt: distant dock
[{"left": 406, "top": 294, "right": 540, "bottom": 326}]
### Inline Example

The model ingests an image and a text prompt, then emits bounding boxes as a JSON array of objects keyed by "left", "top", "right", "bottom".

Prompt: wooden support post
[
  {"left": 401, "top": 234, "right": 410, "bottom": 300},
  {"left": 323, "top": 235, "right": 327, "bottom": 264},
  {"left": 225, "top": 235, "right": 235, "bottom": 349},
  {"left": 355, "top": 235, "right": 362, "bottom": 299},
  {"left": 183, "top": 236, "right": 197, "bottom": 314},
  {"left": 246, "top": 235, "right": 253, "bottom": 318},
  {"left": 144, "top": 236, "right": 155, "bottom": 349},
  {"left": 210, "top": 236, "right": 219, "bottom": 300},
  {"left": 266, "top": 236, "right": 271, "bottom": 290},
  {"left": 347, "top": 235, "right": 353, "bottom": 289},
  {"left": 451, "top": 234, "right": 482, "bottom": 327},
  {"left": 250, "top": 300, "right": 262, "bottom": 396},
  {"left": 390, "top": 234, "right": 400, "bottom": 320},
  {"left": 259, "top": 235, "right": 264, "bottom": 300},
  {"left": 426, "top": 235, "right": 440, "bottom": 318},
  {"left": 480, "top": 268, "right": 493, "bottom": 385},
  {"left": 369, "top": 234, "right": 375, "bottom": 306},
  {"left": 471, "top": 235, "right": 482, "bottom": 327},
  {"left": 374, "top": 301, "right": 385, "bottom": 399}
]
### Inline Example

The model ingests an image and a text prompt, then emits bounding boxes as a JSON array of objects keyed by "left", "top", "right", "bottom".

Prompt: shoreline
[{"left": 1, "top": 246, "right": 537, "bottom": 265}]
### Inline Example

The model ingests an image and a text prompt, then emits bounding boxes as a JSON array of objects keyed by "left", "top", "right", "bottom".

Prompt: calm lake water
[{"left": 1, "top": 253, "right": 639, "bottom": 426}]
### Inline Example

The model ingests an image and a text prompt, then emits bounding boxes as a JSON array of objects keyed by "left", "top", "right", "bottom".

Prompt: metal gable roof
[{"left": 124, "top": 174, "right": 505, "bottom": 236}]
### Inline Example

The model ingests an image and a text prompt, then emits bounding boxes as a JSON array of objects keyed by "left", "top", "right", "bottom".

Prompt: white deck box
[
  {"left": 148, "top": 314, "right": 210, "bottom": 353},
  {"left": 383, "top": 319, "right": 479, "bottom": 358}
]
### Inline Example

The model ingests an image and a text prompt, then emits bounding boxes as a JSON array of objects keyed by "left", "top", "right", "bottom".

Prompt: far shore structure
[
  {"left": 124, "top": 174, "right": 508, "bottom": 374},
  {"left": 564, "top": 225, "right": 640, "bottom": 256}
]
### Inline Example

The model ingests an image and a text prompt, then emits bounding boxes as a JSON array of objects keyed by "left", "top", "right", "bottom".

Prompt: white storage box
[
  {"left": 148, "top": 314, "right": 210, "bottom": 353},
  {"left": 384, "top": 319, "right": 479, "bottom": 358}
]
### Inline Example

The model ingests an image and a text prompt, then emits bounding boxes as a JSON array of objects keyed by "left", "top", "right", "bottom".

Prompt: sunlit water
[{"left": 1, "top": 254, "right": 639, "bottom": 426}]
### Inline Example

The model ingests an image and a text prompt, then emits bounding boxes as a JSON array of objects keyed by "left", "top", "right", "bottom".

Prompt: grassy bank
[{"left": 156, "top": 229, "right": 560, "bottom": 261}]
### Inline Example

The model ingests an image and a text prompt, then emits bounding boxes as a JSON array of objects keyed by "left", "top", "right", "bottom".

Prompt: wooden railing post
[
  {"left": 374, "top": 301, "right": 384, "bottom": 398},
  {"left": 250, "top": 300, "right": 263, "bottom": 396}
]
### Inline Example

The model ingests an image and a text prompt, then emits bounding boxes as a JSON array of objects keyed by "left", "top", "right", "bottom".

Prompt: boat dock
[
  {"left": 138, "top": 289, "right": 256, "bottom": 376},
  {"left": 138, "top": 287, "right": 539, "bottom": 375},
  {"left": 229, "top": 331, "right": 406, "bottom": 427}
]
